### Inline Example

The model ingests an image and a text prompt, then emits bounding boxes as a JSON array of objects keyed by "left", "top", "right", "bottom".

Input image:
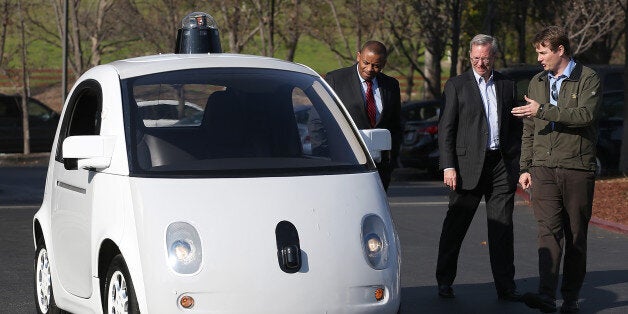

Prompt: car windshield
[{"left": 122, "top": 67, "right": 370, "bottom": 177}]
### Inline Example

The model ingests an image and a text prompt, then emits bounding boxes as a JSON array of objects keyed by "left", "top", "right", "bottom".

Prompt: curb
[
  {"left": 516, "top": 186, "right": 628, "bottom": 235},
  {"left": 0, "top": 153, "right": 49, "bottom": 167}
]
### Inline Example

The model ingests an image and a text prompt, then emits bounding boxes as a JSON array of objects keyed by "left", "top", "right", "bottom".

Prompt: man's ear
[
  {"left": 356, "top": 51, "right": 361, "bottom": 62},
  {"left": 558, "top": 45, "right": 565, "bottom": 57}
]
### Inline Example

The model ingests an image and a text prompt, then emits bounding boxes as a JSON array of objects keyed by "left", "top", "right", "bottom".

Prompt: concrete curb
[
  {"left": 516, "top": 186, "right": 628, "bottom": 235},
  {"left": 0, "top": 153, "right": 49, "bottom": 167}
]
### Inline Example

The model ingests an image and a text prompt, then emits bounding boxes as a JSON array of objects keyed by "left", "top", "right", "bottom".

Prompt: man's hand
[
  {"left": 444, "top": 169, "right": 457, "bottom": 191},
  {"left": 519, "top": 172, "right": 532, "bottom": 190},
  {"left": 511, "top": 95, "right": 541, "bottom": 119}
]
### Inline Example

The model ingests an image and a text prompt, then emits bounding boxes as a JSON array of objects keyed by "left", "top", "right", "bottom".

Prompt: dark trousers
[
  {"left": 530, "top": 166, "right": 595, "bottom": 301},
  {"left": 377, "top": 151, "right": 394, "bottom": 191},
  {"left": 436, "top": 153, "right": 517, "bottom": 293}
]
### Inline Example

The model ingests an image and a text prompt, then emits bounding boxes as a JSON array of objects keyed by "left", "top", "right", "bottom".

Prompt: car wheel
[
  {"left": 104, "top": 255, "right": 140, "bottom": 314},
  {"left": 34, "top": 238, "right": 64, "bottom": 314}
]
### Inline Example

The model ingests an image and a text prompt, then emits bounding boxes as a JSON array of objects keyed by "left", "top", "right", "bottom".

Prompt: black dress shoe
[
  {"left": 438, "top": 285, "right": 455, "bottom": 298},
  {"left": 523, "top": 293, "right": 557, "bottom": 313},
  {"left": 498, "top": 289, "right": 522, "bottom": 302},
  {"left": 560, "top": 300, "right": 580, "bottom": 313}
]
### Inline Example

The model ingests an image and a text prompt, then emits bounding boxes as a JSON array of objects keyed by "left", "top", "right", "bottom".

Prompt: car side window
[
  {"left": 54, "top": 80, "right": 103, "bottom": 163},
  {"left": 27, "top": 100, "right": 54, "bottom": 121},
  {"left": 600, "top": 92, "right": 623, "bottom": 120},
  {"left": 602, "top": 72, "right": 624, "bottom": 92},
  {"left": 0, "top": 97, "right": 19, "bottom": 125}
]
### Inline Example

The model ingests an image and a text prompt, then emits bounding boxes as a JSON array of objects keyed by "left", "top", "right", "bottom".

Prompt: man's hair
[
  {"left": 360, "top": 41, "right": 388, "bottom": 58},
  {"left": 533, "top": 26, "right": 571, "bottom": 56},
  {"left": 470, "top": 34, "right": 498, "bottom": 56}
]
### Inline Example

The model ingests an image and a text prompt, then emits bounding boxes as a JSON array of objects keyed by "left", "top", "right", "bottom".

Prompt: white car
[{"left": 33, "top": 53, "right": 400, "bottom": 314}]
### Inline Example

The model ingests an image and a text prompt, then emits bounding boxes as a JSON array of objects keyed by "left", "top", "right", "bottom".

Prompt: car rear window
[{"left": 122, "top": 67, "right": 371, "bottom": 177}]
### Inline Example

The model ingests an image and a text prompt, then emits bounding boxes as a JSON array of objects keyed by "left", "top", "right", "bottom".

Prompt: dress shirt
[
  {"left": 356, "top": 65, "right": 383, "bottom": 122},
  {"left": 548, "top": 59, "right": 576, "bottom": 106},
  {"left": 473, "top": 70, "right": 499, "bottom": 150}
]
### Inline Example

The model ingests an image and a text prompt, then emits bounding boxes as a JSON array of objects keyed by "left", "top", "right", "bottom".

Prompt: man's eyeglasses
[{"left": 470, "top": 57, "right": 493, "bottom": 64}]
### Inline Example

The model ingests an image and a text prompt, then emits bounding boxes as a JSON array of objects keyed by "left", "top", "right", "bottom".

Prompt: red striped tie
[{"left": 365, "top": 80, "right": 376, "bottom": 127}]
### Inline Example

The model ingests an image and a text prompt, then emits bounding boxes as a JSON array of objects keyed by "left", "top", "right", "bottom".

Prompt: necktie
[
  {"left": 551, "top": 80, "right": 558, "bottom": 101},
  {"left": 365, "top": 80, "right": 377, "bottom": 127}
]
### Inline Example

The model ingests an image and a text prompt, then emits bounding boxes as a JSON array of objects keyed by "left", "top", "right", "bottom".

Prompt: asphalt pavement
[
  {"left": 389, "top": 169, "right": 628, "bottom": 314},
  {"left": 0, "top": 158, "right": 627, "bottom": 313}
]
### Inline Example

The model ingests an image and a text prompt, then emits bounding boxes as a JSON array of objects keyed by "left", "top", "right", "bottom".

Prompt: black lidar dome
[{"left": 175, "top": 12, "right": 222, "bottom": 54}]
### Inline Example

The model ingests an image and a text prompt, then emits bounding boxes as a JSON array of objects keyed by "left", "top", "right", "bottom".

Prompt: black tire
[
  {"left": 103, "top": 254, "right": 140, "bottom": 314},
  {"left": 34, "top": 238, "right": 65, "bottom": 314}
]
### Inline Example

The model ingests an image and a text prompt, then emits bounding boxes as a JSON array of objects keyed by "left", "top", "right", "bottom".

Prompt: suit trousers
[
  {"left": 436, "top": 152, "right": 516, "bottom": 293},
  {"left": 376, "top": 151, "right": 393, "bottom": 191},
  {"left": 530, "top": 166, "right": 595, "bottom": 301}
]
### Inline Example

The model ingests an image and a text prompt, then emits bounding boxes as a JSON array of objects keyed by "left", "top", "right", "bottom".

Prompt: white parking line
[
  {"left": 389, "top": 201, "right": 449, "bottom": 206},
  {"left": 0, "top": 205, "right": 39, "bottom": 210}
]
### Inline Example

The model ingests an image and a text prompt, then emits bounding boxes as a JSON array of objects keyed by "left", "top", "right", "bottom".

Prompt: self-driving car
[{"left": 33, "top": 14, "right": 400, "bottom": 314}]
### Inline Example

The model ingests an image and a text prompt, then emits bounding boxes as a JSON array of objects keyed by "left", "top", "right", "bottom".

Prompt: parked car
[
  {"left": 398, "top": 99, "right": 441, "bottom": 174},
  {"left": 499, "top": 64, "right": 625, "bottom": 175},
  {"left": 597, "top": 90, "right": 625, "bottom": 175},
  {"left": 33, "top": 53, "right": 400, "bottom": 313},
  {"left": 0, "top": 94, "right": 59, "bottom": 153}
]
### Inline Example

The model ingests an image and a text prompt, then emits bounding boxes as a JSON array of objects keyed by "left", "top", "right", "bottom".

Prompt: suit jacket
[
  {"left": 438, "top": 70, "right": 522, "bottom": 190},
  {"left": 324, "top": 64, "right": 402, "bottom": 161}
]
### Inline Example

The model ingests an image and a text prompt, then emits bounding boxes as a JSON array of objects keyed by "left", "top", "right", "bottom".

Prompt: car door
[
  {"left": 26, "top": 98, "right": 58, "bottom": 152},
  {"left": 0, "top": 96, "right": 23, "bottom": 153},
  {"left": 50, "top": 80, "right": 102, "bottom": 298}
]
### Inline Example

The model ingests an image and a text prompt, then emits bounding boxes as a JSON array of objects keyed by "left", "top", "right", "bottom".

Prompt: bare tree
[
  {"left": 217, "top": 0, "right": 259, "bottom": 53},
  {"left": 310, "top": 0, "right": 387, "bottom": 66},
  {"left": 276, "top": 0, "right": 302, "bottom": 61},
  {"left": 413, "top": 0, "right": 451, "bottom": 100},
  {"left": 249, "top": 0, "right": 281, "bottom": 56},
  {"left": 562, "top": 0, "right": 624, "bottom": 56},
  {"left": 0, "top": 0, "right": 13, "bottom": 74},
  {"left": 385, "top": 1, "right": 422, "bottom": 101},
  {"left": 18, "top": 0, "right": 30, "bottom": 154}
]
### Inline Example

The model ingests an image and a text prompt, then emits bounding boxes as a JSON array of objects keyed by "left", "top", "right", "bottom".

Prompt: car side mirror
[
  {"left": 62, "top": 135, "right": 116, "bottom": 170},
  {"left": 359, "top": 129, "right": 391, "bottom": 163}
]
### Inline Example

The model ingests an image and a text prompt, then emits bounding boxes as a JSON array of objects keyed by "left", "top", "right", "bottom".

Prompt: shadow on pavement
[{"left": 400, "top": 270, "right": 628, "bottom": 313}]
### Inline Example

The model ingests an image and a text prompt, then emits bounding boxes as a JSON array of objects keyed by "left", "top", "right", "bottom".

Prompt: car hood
[{"left": 128, "top": 172, "right": 395, "bottom": 275}]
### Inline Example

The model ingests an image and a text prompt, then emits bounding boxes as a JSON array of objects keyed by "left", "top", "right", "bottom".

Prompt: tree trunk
[
  {"left": 404, "top": 66, "right": 414, "bottom": 102},
  {"left": 515, "top": 0, "right": 528, "bottom": 64},
  {"left": 283, "top": 0, "right": 300, "bottom": 62},
  {"left": 621, "top": 2, "right": 628, "bottom": 175},
  {"left": 449, "top": 0, "right": 461, "bottom": 79},
  {"left": 69, "top": 0, "right": 83, "bottom": 78},
  {"left": 18, "top": 0, "right": 30, "bottom": 154},
  {"left": 423, "top": 49, "right": 441, "bottom": 100}
]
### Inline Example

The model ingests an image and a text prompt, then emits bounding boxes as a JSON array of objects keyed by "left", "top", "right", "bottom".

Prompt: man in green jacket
[{"left": 511, "top": 26, "right": 601, "bottom": 313}]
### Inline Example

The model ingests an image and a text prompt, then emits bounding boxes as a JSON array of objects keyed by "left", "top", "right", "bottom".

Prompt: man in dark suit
[
  {"left": 325, "top": 41, "right": 401, "bottom": 190},
  {"left": 435, "top": 34, "right": 523, "bottom": 301}
]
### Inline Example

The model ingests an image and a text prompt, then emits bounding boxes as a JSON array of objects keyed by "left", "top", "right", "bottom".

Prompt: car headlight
[
  {"left": 166, "top": 222, "right": 202, "bottom": 274},
  {"left": 361, "top": 214, "right": 389, "bottom": 269}
]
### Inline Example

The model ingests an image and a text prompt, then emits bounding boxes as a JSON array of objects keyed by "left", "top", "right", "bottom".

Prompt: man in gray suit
[
  {"left": 435, "top": 34, "right": 523, "bottom": 301},
  {"left": 325, "top": 41, "right": 401, "bottom": 190}
]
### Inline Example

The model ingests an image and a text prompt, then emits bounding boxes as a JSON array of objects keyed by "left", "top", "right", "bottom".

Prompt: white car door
[{"left": 50, "top": 80, "right": 102, "bottom": 298}]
